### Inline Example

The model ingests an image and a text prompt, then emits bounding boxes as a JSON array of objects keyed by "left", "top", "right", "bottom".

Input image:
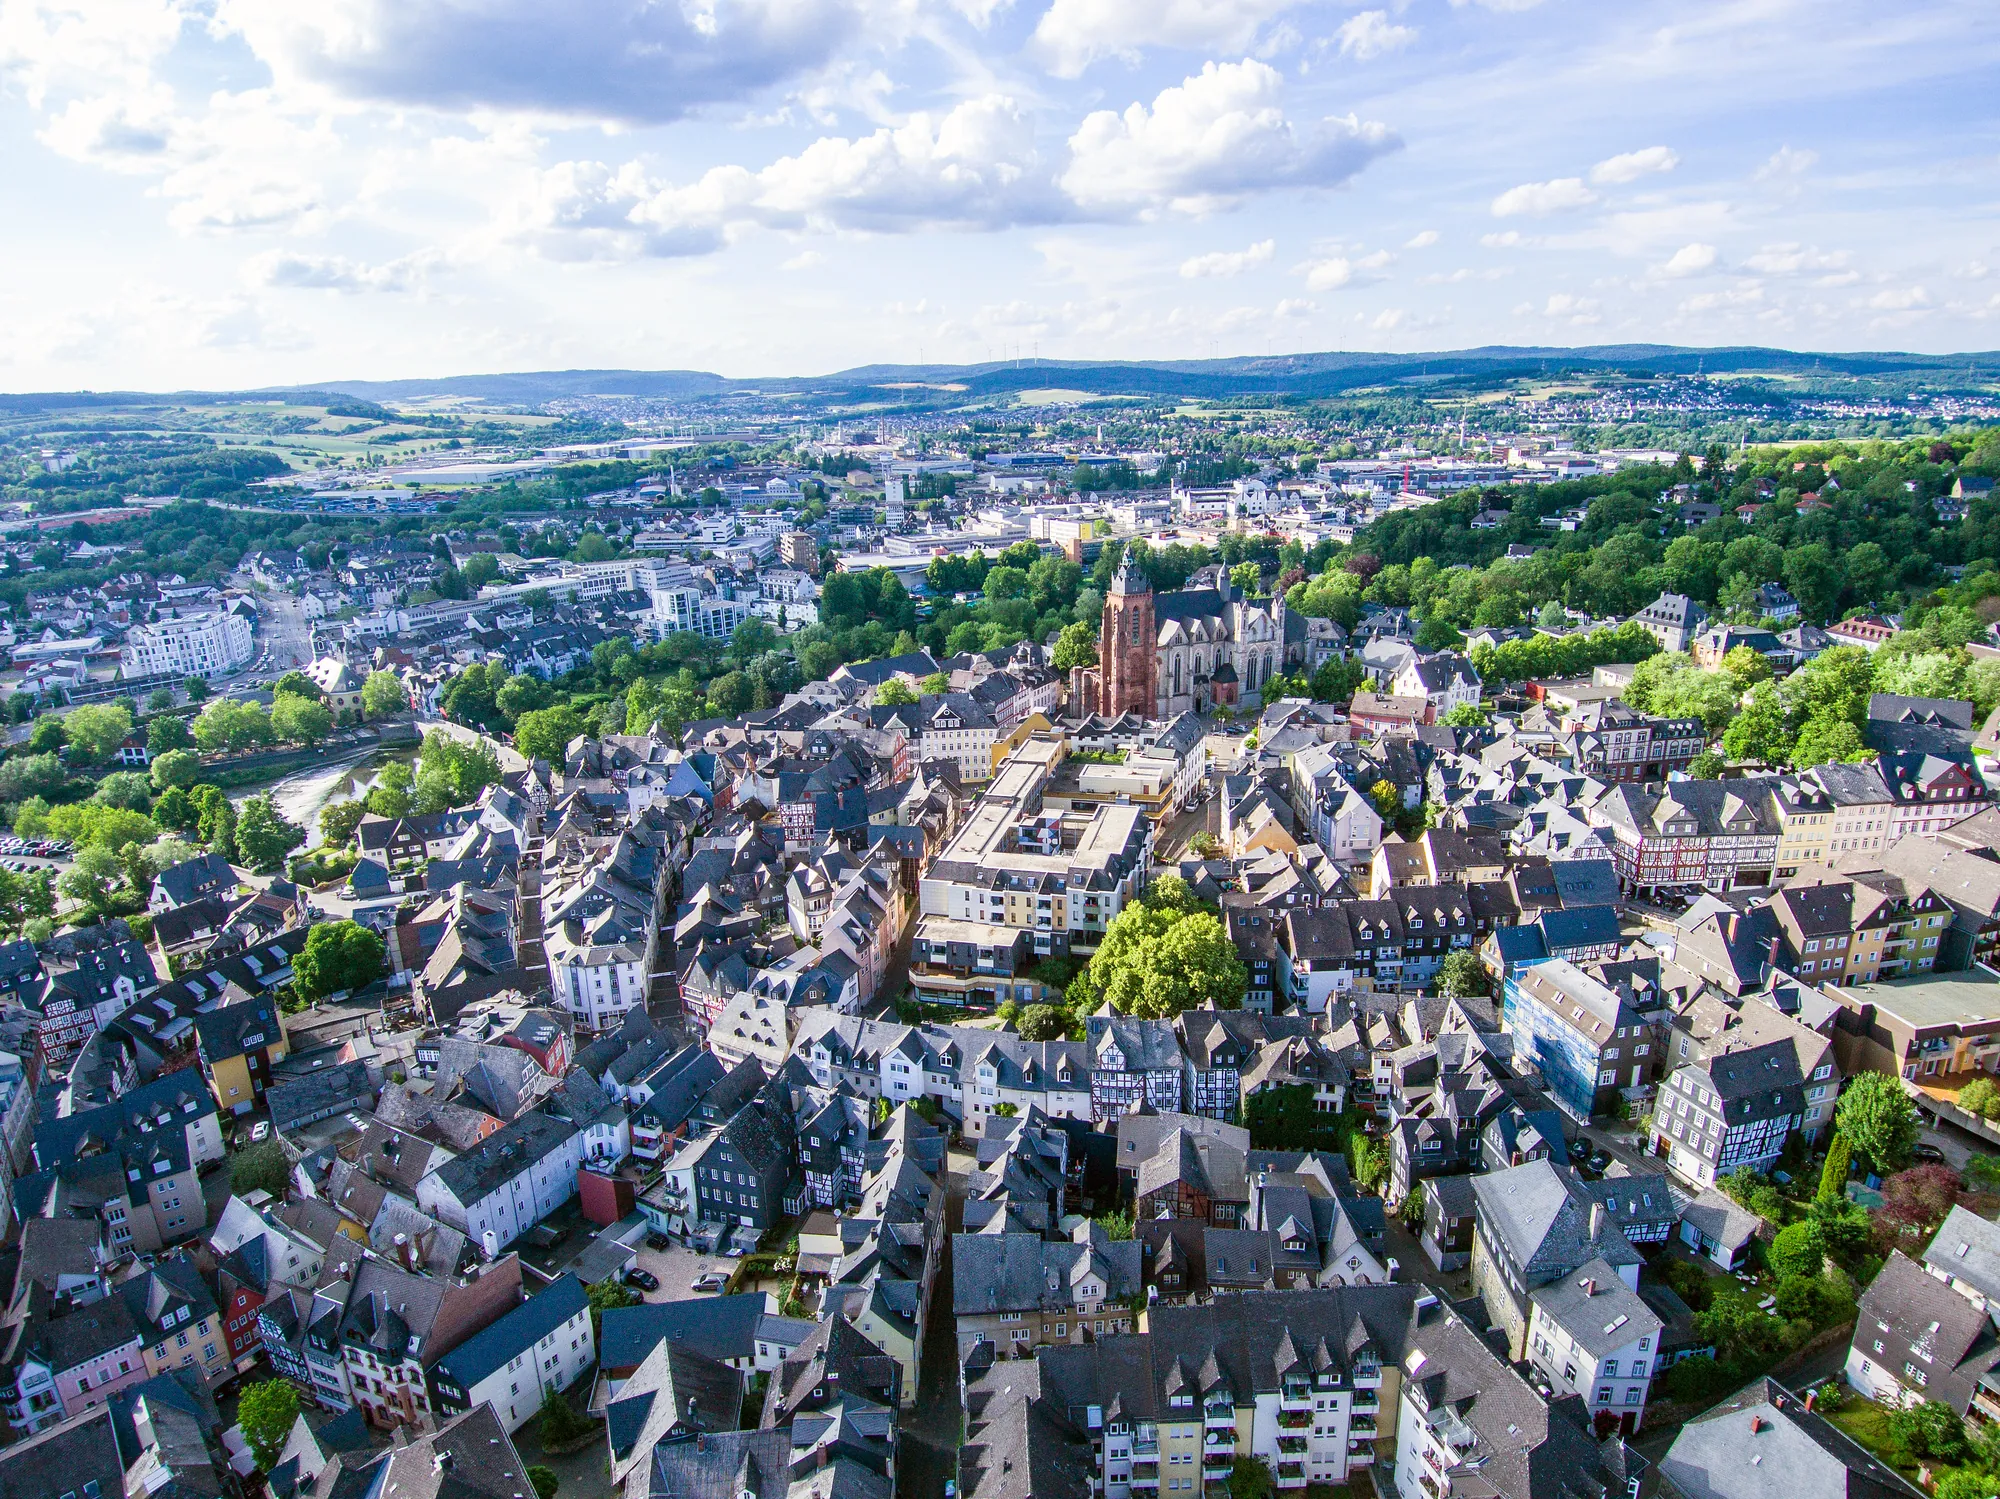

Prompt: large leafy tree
[
  {"left": 271, "top": 693, "right": 334, "bottom": 747},
  {"left": 1835, "top": 1070, "right": 1921, "bottom": 1175},
  {"left": 147, "top": 715, "right": 192, "bottom": 754},
  {"left": 237, "top": 1380, "right": 301, "bottom": 1472},
  {"left": 414, "top": 730, "right": 501, "bottom": 812},
  {"left": 1073, "top": 876, "right": 1246, "bottom": 1019},
  {"left": 62, "top": 704, "right": 134, "bottom": 764},
  {"left": 361, "top": 670, "right": 408, "bottom": 719},
  {"left": 235, "top": 795, "right": 306, "bottom": 873},
  {"left": 292, "top": 919, "right": 385, "bottom": 1001},
  {"left": 513, "top": 706, "right": 588, "bottom": 763}
]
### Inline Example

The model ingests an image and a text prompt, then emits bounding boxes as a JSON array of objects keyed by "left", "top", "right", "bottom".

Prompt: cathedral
[{"left": 1082, "top": 556, "right": 1292, "bottom": 717}]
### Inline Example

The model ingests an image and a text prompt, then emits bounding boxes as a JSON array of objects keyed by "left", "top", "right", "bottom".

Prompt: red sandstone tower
[{"left": 1099, "top": 553, "right": 1156, "bottom": 717}]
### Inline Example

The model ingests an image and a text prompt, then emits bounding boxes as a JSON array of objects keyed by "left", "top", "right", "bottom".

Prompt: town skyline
[{"left": 2, "top": 0, "right": 1994, "bottom": 389}]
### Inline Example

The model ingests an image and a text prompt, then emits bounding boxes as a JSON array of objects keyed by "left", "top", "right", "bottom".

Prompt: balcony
[
  {"left": 1347, "top": 1449, "right": 1377, "bottom": 1467},
  {"left": 1352, "top": 1397, "right": 1380, "bottom": 1417},
  {"left": 1205, "top": 1408, "right": 1236, "bottom": 1429},
  {"left": 1132, "top": 1440, "right": 1159, "bottom": 1458},
  {"left": 1277, "top": 1410, "right": 1312, "bottom": 1429},
  {"left": 1276, "top": 1462, "right": 1306, "bottom": 1488},
  {"left": 1350, "top": 1420, "right": 1378, "bottom": 1440},
  {"left": 1277, "top": 1437, "right": 1309, "bottom": 1455}
]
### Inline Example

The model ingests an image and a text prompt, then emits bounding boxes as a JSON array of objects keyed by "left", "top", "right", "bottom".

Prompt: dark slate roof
[
  {"left": 0, "top": 1403, "right": 124, "bottom": 1499},
  {"left": 433, "top": 1274, "right": 587, "bottom": 1390},
  {"left": 192, "top": 994, "right": 282, "bottom": 1061},
  {"left": 1470, "top": 1159, "right": 1640, "bottom": 1283},
  {"left": 1661, "top": 1376, "right": 1920, "bottom": 1499},
  {"left": 426, "top": 1109, "right": 579, "bottom": 1205},
  {"left": 599, "top": 1294, "right": 770, "bottom": 1370},
  {"left": 155, "top": 853, "right": 238, "bottom": 908}
]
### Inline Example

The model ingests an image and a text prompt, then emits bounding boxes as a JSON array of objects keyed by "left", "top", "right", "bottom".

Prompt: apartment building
[
  {"left": 917, "top": 735, "right": 1154, "bottom": 963},
  {"left": 1823, "top": 968, "right": 2000, "bottom": 1085},
  {"left": 119, "top": 610, "right": 255, "bottom": 679},
  {"left": 429, "top": 1273, "right": 594, "bottom": 1434},
  {"left": 1470, "top": 1160, "right": 1642, "bottom": 1360},
  {"left": 540, "top": 827, "right": 666, "bottom": 1032},
  {"left": 1500, "top": 958, "right": 1652, "bottom": 1121},
  {"left": 951, "top": 1225, "right": 1143, "bottom": 1360},
  {"left": 1524, "top": 1260, "right": 1663, "bottom": 1434},
  {"left": 1545, "top": 697, "right": 1705, "bottom": 784},
  {"left": 1653, "top": 994, "right": 1838, "bottom": 1188},
  {"left": 1588, "top": 781, "right": 1778, "bottom": 896},
  {"left": 1769, "top": 870, "right": 1951, "bottom": 986},
  {"left": 416, "top": 1109, "right": 585, "bottom": 1255},
  {"left": 337, "top": 1255, "right": 524, "bottom": 1430}
]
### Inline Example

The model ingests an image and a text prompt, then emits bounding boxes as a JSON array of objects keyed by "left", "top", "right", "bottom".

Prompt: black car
[
  {"left": 1910, "top": 1142, "right": 1947, "bottom": 1165},
  {"left": 622, "top": 1267, "right": 661, "bottom": 1291}
]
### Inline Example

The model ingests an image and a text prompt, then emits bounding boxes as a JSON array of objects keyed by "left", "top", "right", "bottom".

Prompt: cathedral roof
[{"left": 1110, "top": 555, "right": 1152, "bottom": 596}]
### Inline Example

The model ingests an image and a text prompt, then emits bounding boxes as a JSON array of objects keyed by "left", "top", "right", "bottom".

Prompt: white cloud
[
  {"left": 1404, "top": 229, "right": 1438, "bottom": 249},
  {"left": 1590, "top": 145, "right": 1678, "bottom": 184},
  {"left": 1030, "top": 0, "right": 1301, "bottom": 78},
  {"left": 1743, "top": 242, "right": 1849, "bottom": 275},
  {"left": 1181, "top": 240, "right": 1275, "bottom": 278},
  {"left": 1274, "top": 297, "right": 1317, "bottom": 317},
  {"left": 1542, "top": 292, "right": 1599, "bottom": 322},
  {"left": 1868, "top": 285, "right": 1930, "bottom": 311},
  {"left": 1060, "top": 61, "right": 1399, "bottom": 218},
  {"left": 1755, "top": 145, "right": 1818, "bottom": 180},
  {"left": 1420, "top": 266, "right": 1507, "bottom": 283},
  {"left": 1678, "top": 283, "right": 1764, "bottom": 314},
  {"left": 1371, "top": 308, "right": 1405, "bottom": 329},
  {"left": 781, "top": 250, "right": 826, "bottom": 270},
  {"left": 1660, "top": 242, "right": 1717, "bottom": 277},
  {"left": 214, "top": 0, "right": 856, "bottom": 125},
  {"left": 1491, "top": 177, "right": 1595, "bottom": 216},
  {"left": 1336, "top": 10, "right": 1416, "bottom": 59},
  {"left": 1480, "top": 230, "right": 1534, "bottom": 248},
  {"left": 248, "top": 250, "right": 435, "bottom": 291},
  {"left": 1298, "top": 248, "right": 1390, "bottom": 291}
]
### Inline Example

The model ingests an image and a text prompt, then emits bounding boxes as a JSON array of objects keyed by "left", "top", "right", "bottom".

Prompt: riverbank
[{"left": 228, "top": 742, "right": 420, "bottom": 847}]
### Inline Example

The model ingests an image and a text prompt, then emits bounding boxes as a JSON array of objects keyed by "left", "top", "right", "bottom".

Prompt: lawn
[{"left": 1827, "top": 1394, "right": 1976, "bottom": 1490}]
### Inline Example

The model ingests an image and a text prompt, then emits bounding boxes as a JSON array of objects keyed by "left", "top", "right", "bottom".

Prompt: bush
[
  {"left": 528, "top": 1466, "right": 559, "bottom": 1499},
  {"left": 1887, "top": 1399, "right": 1971, "bottom": 1466},
  {"left": 1767, "top": 1221, "right": 1826, "bottom": 1280},
  {"left": 538, "top": 1387, "right": 594, "bottom": 1448},
  {"left": 1658, "top": 1355, "right": 1735, "bottom": 1404},
  {"left": 231, "top": 1138, "right": 290, "bottom": 1198},
  {"left": 1958, "top": 1077, "right": 2000, "bottom": 1119}
]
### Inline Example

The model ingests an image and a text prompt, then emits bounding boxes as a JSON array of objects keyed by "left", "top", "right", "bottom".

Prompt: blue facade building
[{"left": 1501, "top": 957, "right": 1651, "bottom": 1121}]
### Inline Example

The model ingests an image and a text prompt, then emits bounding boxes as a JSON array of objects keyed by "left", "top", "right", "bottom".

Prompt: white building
[
  {"left": 429, "top": 1273, "right": 594, "bottom": 1435},
  {"left": 415, "top": 1110, "right": 584, "bottom": 1255},
  {"left": 540, "top": 829, "right": 663, "bottom": 1032},
  {"left": 120, "top": 611, "right": 254, "bottom": 679},
  {"left": 1524, "top": 1258, "right": 1663, "bottom": 1434}
]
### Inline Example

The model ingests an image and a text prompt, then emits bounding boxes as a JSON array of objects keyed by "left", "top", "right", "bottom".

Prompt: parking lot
[{"left": 619, "top": 1228, "right": 744, "bottom": 1304}]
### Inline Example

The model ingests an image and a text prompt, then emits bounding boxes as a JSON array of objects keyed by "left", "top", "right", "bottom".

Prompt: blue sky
[{"left": 1, "top": 0, "right": 1996, "bottom": 390}]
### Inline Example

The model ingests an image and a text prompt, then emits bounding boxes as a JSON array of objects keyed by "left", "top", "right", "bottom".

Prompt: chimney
[
  {"left": 1589, "top": 1201, "right": 1604, "bottom": 1243},
  {"left": 1766, "top": 935, "right": 1781, "bottom": 977},
  {"left": 1580, "top": 1277, "right": 1596, "bottom": 1298},
  {"left": 1750, "top": 1414, "right": 1765, "bottom": 1434},
  {"left": 394, "top": 1232, "right": 413, "bottom": 1271},
  {"left": 1804, "top": 1391, "right": 1816, "bottom": 1412}
]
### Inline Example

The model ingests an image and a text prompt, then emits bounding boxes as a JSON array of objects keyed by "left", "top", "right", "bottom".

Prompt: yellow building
[{"left": 194, "top": 997, "right": 289, "bottom": 1116}]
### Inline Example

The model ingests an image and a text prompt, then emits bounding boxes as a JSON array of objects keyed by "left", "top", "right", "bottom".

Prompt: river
[{"left": 228, "top": 743, "right": 419, "bottom": 848}]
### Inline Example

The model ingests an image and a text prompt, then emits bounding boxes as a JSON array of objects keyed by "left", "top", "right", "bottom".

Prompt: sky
[{"left": 1, "top": 0, "right": 1998, "bottom": 391}]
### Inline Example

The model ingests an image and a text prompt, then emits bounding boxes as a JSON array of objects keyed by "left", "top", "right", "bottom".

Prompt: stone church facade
[{"left": 1085, "top": 556, "right": 1291, "bottom": 718}]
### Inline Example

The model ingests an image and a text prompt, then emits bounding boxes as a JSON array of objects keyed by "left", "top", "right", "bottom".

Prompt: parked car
[
  {"left": 691, "top": 1271, "right": 730, "bottom": 1294},
  {"left": 622, "top": 1267, "right": 660, "bottom": 1292},
  {"left": 1910, "top": 1142, "right": 1947, "bottom": 1164},
  {"left": 249, "top": 1121, "right": 271, "bottom": 1144},
  {"left": 645, "top": 1232, "right": 672, "bottom": 1251},
  {"left": 1587, "top": 1149, "right": 1610, "bottom": 1173}
]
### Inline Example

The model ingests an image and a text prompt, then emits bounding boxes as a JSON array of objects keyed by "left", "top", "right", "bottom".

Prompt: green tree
[
  {"left": 0, "top": 753, "right": 66, "bottom": 802},
  {"left": 495, "top": 672, "right": 555, "bottom": 720},
  {"left": 271, "top": 693, "right": 335, "bottom": 747},
  {"left": 26, "top": 716, "right": 66, "bottom": 755},
  {"left": 1886, "top": 1400, "right": 1971, "bottom": 1466},
  {"left": 1226, "top": 1455, "right": 1274, "bottom": 1499},
  {"left": 1017, "top": 1003, "right": 1071, "bottom": 1042},
  {"left": 182, "top": 676, "right": 209, "bottom": 702},
  {"left": 1836, "top": 1070, "right": 1921, "bottom": 1175},
  {"left": 196, "top": 786, "right": 237, "bottom": 859},
  {"left": 513, "top": 706, "right": 588, "bottom": 763},
  {"left": 231, "top": 1137, "right": 290, "bottom": 1197},
  {"left": 1818, "top": 1132, "right": 1853, "bottom": 1202},
  {"left": 237, "top": 1379, "right": 301, "bottom": 1472},
  {"left": 365, "top": 761, "right": 414, "bottom": 817},
  {"left": 1791, "top": 714, "right": 1871, "bottom": 769},
  {"left": 150, "top": 748, "right": 201, "bottom": 790},
  {"left": 1349, "top": 1132, "right": 1388, "bottom": 1194},
  {"left": 1368, "top": 779, "right": 1400, "bottom": 819},
  {"left": 361, "top": 670, "right": 408, "bottom": 719},
  {"left": 585, "top": 1276, "right": 640, "bottom": 1334},
  {"left": 1958, "top": 1077, "right": 2000, "bottom": 1119},
  {"left": 1051, "top": 620, "right": 1099, "bottom": 670},
  {"left": 414, "top": 730, "right": 501, "bottom": 812},
  {"left": 272, "top": 670, "right": 323, "bottom": 701},
  {"left": 147, "top": 715, "right": 192, "bottom": 754},
  {"left": 1435, "top": 951, "right": 1489, "bottom": 998},
  {"left": 235, "top": 795, "right": 306, "bottom": 873},
  {"left": 1438, "top": 702, "right": 1490, "bottom": 728},
  {"left": 61, "top": 704, "right": 133, "bottom": 765},
  {"left": 292, "top": 920, "right": 386, "bottom": 1001},
  {"left": 319, "top": 800, "right": 368, "bottom": 848},
  {"left": 1766, "top": 1220, "right": 1826, "bottom": 1280},
  {"left": 527, "top": 1467, "right": 560, "bottom": 1499},
  {"left": 1078, "top": 894, "right": 1246, "bottom": 1020},
  {"left": 876, "top": 679, "right": 917, "bottom": 707},
  {"left": 91, "top": 771, "right": 152, "bottom": 811},
  {"left": 539, "top": 1386, "right": 594, "bottom": 1448},
  {"left": 58, "top": 846, "right": 124, "bottom": 917}
]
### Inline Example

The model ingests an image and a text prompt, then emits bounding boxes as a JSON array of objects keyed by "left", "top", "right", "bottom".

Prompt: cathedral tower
[{"left": 1099, "top": 553, "right": 1156, "bottom": 717}]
